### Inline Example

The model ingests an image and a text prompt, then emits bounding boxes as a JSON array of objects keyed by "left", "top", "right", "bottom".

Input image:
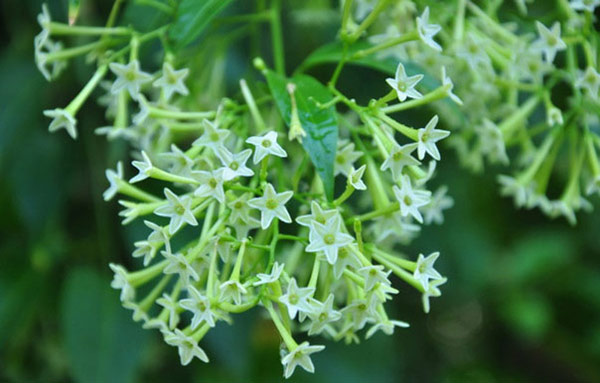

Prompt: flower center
[
  {"left": 234, "top": 201, "right": 243, "bottom": 209},
  {"left": 126, "top": 70, "right": 136, "bottom": 82},
  {"left": 261, "top": 139, "right": 272, "bottom": 148},
  {"left": 210, "top": 132, "right": 220, "bottom": 142},
  {"left": 319, "top": 312, "right": 328, "bottom": 322},
  {"left": 289, "top": 293, "right": 299, "bottom": 305},
  {"left": 324, "top": 234, "right": 335, "bottom": 245},
  {"left": 209, "top": 178, "right": 217, "bottom": 188},
  {"left": 403, "top": 196, "right": 413, "bottom": 206},
  {"left": 392, "top": 150, "right": 404, "bottom": 162},
  {"left": 175, "top": 204, "right": 185, "bottom": 215},
  {"left": 230, "top": 161, "right": 239, "bottom": 171},
  {"left": 266, "top": 198, "right": 278, "bottom": 210},
  {"left": 398, "top": 82, "right": 407, "bottom": 92}
]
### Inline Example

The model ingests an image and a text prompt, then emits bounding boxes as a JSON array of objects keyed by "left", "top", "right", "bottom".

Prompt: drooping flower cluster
[
  {"left": 360, "top": 0, "right": 600, "bottom": 224},
  {"left": 35, "top": 2, "right": 453, "bottom": 379}
]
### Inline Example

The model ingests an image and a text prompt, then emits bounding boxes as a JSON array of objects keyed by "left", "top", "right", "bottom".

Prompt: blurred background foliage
[{"left": 1, "top": 0, "right": 599, "bottom": 382}]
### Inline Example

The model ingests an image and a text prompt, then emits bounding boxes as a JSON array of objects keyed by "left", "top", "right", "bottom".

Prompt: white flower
[
  {"left": 130, "top": 151, "right": 153, "bottom": 183},
  {"left": 341, "top": 299, "right": 376, "bottom": 330},
  {"left": 245, "top": 131, "right": 287, "bottom": 164},
  {"left": 153, "top": 62, "right": 189, "bottom": 100},
  {"left": 422, "top": 277, "right": 447, "bottom": 314},
  {"left": 358, "top": 265, "right": 391, "bottom": 292},
  {"left": 109, "top": 60, "right": 153, "bottom": 99},
  {"left": 371, "top": 212, "right": 421, "bottom": 245},
  {"left": 334, "top": 141, "right": 362, "bottom": 176},
  {"left": 348, "top": 165, "right": 367, "bottom": 190},
  {"left": 163, "top": 250, "right": 200, "bottom": 285},
  {"left": 380, "top": 142, "right": 420, "bottom": 181},
  {"left": 103, "top": 161, "right": 124, "bottom": 201},
  {"left": 164, "top": 328, "right": 209, "bottom": 365},
  {"left": 279, "top": 278, "right": 315, "bottom": 319},
  {"left": 296, "top": 200, "right": 339, "bottom": 227},
  {"left": 332, "top": 246, "right": 361, "bottom": 279},
  {"left": 179, "top": 286, "right": 216, "bottom": 328},
  {"left": 43, "top": 108, "right": 77, "bottom": 139},
  {"left": 109, "top": 263, "right": 135, "bottom": 302},
  {"left": 160, "top": 144, "right": 194, "bottom": 177},
  {"left": 227, "top": 193, "right": 254, "bottom": 224},
  {"left": 575, "top": 66, "right": 600, "bottom": 100},
  {"left": 547, "top": 107, "right": 564, "bottom": 127},
  {"left": 219, "top": 280, "right": 247, "bottom": 305},
  {"left": 413, "top": 252, "right": 443, "bottom": 290},
  {"left": 253, "top": 261, "right": 284, "bottom": 286},
  {"left": 476, "top": 119, "right": 508, "bottom": 164},
  {"left": 416, "top": 7, "right": 442, "bottom": 51},
  {"left": 417, "top": 115, "right": 449, "bottom": 160},
  {"left": 248, "top": 183, "right": 293, "bottom": 229},
  {"left": 366, "top": 319, "right": 410, "bottom": 339},
  {"left": 307, "top": 294, "right": 342, "bottom": 335},
  {"left": 422, "top": 186, "right": 454, "bottom": 225},
  {"left": 440, "top": 66, "right": 463, "bottom": 105},
  {"left": 497, "top": 175, "right": 530, "bottom": 207},
  {"left": 385, "top": 62, "right": 423, "bottom": 102},
  {"left": 570, "top": 0, "right": 600, "bottom": 12},
  {"left": 156, "top": 293, "right": 180, "bottom": 329},
  {"left": 155, "top": 188, "right": 198, "bottom": 234},
  {"left": 35, "top": 39, "right": 66, "bottom": 81},
  {"left": 192, "top": 168, "right": 226, "bottom": 203},
  {"left": 281, "top": 342, "right": 325, "bottom": 379},
  {"left": 192, "top": 119, "right": 230, "bottom": 152},
  {"left": 132, "top": 220, "right": 169, "bottom": 266},
  {"left": 305, "top": 216, "right": 354, "bottom": 264},
  {"left": 36, "top": 4, "right": 51, "bottom": 49},
  {"left": 215, "top": 147, "right": 254, "bottom": 180},
  {"left": 393, "top": 175, "right": 431, "bottom": 223},
  {"left": 456, "top": 33, "right": 491, "bottom": 71},
  {"left": 534, "top": 21, "right": 566, "bottom": 63}
]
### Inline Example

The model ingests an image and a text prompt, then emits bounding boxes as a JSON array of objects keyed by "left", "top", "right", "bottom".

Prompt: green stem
[{"left": 270, "top": 0, "right": 285, "bottom": 75}]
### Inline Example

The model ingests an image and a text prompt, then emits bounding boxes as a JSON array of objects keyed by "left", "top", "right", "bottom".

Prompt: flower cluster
[
  {"left": 35, "top": 2, "right": 453, "bottom": 379},
  {"left": 359, "top": 0, "right": 600, "bottom": 224}
]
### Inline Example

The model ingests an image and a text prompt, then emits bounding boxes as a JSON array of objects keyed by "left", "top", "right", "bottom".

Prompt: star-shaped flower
[
  {"left": 422, "top": 186, "right": 454, "bottom": 225},
  {"left": 179, "top": 286, "right": 216, "bottom": 329},
  {"left": 279, "top": 278, "right": 315, "bottom": 319},
  {"left": 413, "top": 252, "right": 443, "bottom": 290},
  {"left": 570, "top": 0, "right": 600, "bottom": 12},
  {"left": 215, "top": 147, "right": 254, "bottom": 181},
  {"left": 281, "top": 342, "right": 325, "bottom": 379},
  {"left": 416, "top": 115, "right": 450, "bottom": 160},
  {"left": 332, "top": 245, "right": 362, "bottom": 278},
  {"left": 153, "top": 62, "right": 189, "bottom": 100},
  {"left": 416, "top": 7, "right": 442, "bottom": 51},
  {"left": 192, "top": 168, "right": 226, "bottom": 203},
  {"left": 109, "top": 60, "right": 153, "bottom": 99},
  {"left": 156, "top": 293, "right": 180, "bottom": 329},
  {"left": 575, "top": 66, "right": 600, "bottom": 99},
  {"left": 192, "top": 119, "right": 230, "bottom": 152},
  {"left": 422, "top": 277, "right": 447, "bottom": 314},
  {"left": 334, "top": 141, "right": 362, "bottom": 176},
  {"left": 358, "top": 265, "right": 391, "bottom": 292},
  {"left": 534, "top": 21, "right": 566, "bottom": 63},
  {"left": 393, "top": 175, "right": 432, "bottom": 223},
  {"left": 245, "top": 131, "right": 287, "bottom": 164},
  {"left": 305, "top": 215, "right": 354, "bottom": 264},
  {"left": 160, "top": 144, "right": 195, "bottom": 177},
  {"left": 132, "top": 220, "right": 169, "bottom": 266},
  {"left": 253, "top": 261, "right": 285, "bottom": 286},
  {"left": 103, "top": 161, "right": 124, "bottom": 201},
  {"left": 385, "top": 62, "right": 423, "bottom": 102},
  {"left": 219, "top": 280, "right": 247, "bottom": 305},
  {"left": 162, "top": 249, "right": 200, "bottom": 286},
  {"left": 227, "top": 193, "right": 254, "bottom": 224},
  {"left": 130, "top": 151, "right": 154, "bottom": 183},
  {"left": 348, "top": 165, "right": 367, "bottom": 190},
  {"left": 380, "top": 142, "right": 420, "bottom": 181},
  {"left": 164, "top": 328, "right": 209, "bottom": 365},
  {"left": 296, "top": 201, "right": 339, "bottom": 227},
  {"left": 43, "top": 108, "right": 78, "bottom": 139},
  {"left": 154, "top": 188, "right": 198, "bottom": 234},
  {"left": 307, "top": 294, "right": 342, "bottom": 335},
  {"left": 366, "top": 319, "right": 410, "bottom": 339},
  {"left": 441, "top": 66, "right": 463, "bottom": 105},
  {"left": 247, "top": 183, "right": 293, "bottom": 229},
  {"left": 109, "top": 263, "right": 135, "bottom": 302}
]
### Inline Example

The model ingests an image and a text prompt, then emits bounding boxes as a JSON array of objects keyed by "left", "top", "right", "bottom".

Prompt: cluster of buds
[
  {"left": 359, "top": 0, "right": 600, "bottom": 224},
  {"left": 35, "top": 1, "right": 455, "bottom": 378}
]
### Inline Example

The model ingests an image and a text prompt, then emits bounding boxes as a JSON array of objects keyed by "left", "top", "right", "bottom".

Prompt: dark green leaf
[
  {"left": 61, "top": 267, "right": 149, "bottom": 383},
  {"left": 265, "top": 70, "right": 338, "bottom": 200},
  {"left": 169, "top": 0, "right": 235, "bottom": 49}
]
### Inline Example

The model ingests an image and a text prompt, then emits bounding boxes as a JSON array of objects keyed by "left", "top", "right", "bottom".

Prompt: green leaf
[
  {"left": 61, "top": 267, "right": 149, "bottom": 383},
  {"left": 169, "top": 0, "right": 235, "bottom": 49},
  {"left": 265, "top": 70, "right": 338, "bottom": 200}
]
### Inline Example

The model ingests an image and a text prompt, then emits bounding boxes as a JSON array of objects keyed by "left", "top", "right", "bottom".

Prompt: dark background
[{"left": 1, "top": 0, "right": 599, "bottom": 382}]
